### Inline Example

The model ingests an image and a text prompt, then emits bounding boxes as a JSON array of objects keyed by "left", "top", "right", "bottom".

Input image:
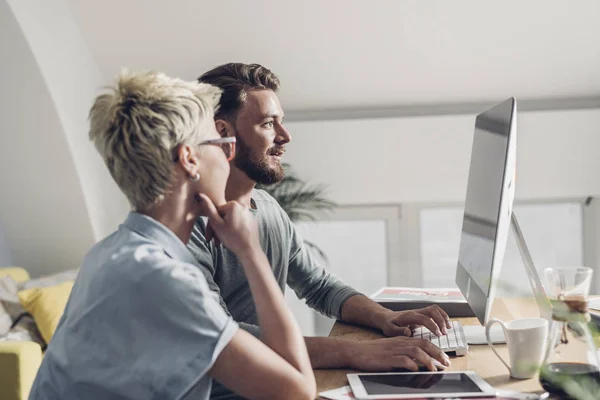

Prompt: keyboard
[{"left": 412, "top": 320, "right": 468, "bottom": 356}]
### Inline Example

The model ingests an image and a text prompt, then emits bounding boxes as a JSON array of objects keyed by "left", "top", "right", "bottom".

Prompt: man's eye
[{"left": 263, "top": 121, "right": 274, "bottom": 128}]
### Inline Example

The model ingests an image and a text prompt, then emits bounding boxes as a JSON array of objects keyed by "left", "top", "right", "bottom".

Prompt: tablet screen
[{"left": 358, "top": 372, "right": 483, "bottom": 395}]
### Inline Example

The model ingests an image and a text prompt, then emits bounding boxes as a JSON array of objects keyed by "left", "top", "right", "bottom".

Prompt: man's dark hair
[{"left": 198, "top": 63, "right": 280, "bottom": 121}]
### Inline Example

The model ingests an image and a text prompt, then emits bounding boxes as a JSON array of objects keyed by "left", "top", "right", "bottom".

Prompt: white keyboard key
[{"left": 412, "top": 320, "right": 469, "bottom": 356}]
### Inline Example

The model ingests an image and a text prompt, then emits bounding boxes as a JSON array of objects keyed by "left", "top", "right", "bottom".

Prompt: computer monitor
[{"left": 455, "top": 98, "right": 518, "bottom": 325}]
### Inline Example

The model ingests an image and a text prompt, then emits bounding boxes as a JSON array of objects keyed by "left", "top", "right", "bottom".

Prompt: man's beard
[{"left": 234, "top": 135, "right": 285, "bottom": 185}]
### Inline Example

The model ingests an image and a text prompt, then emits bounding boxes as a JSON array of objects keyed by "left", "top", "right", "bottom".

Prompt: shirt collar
[
  {"left": 123, "top": 212, "right": 199, "bottom": 266},
  {"left": 249, "top": 198, "right": 258, "bottom": 215}
]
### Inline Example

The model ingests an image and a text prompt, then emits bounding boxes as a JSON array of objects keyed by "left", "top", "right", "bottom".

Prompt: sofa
[
  {"left": 0, "top": 267, "right": 42, "bottom": 400},
  {"left": 0, "top": 267, "right": 75, "bottom": 400}
]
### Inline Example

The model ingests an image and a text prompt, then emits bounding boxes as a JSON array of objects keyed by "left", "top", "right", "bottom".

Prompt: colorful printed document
[{"left": 371, "top": 287, "right": 467, "bottom": 303}]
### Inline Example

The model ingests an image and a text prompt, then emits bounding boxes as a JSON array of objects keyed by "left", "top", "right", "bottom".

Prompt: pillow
[
  {"left": 2, "top": 268, "right": 79, "bottom": 321},
  {"left": 0, "top": 274, "right": 45, "bottom": 345},
  {"left": 0, "top": 267, "right": 30, "bottom": 283},
  {"left": 0, "top": 276, "right": 24, "bottom": 334},
  {"left": 18, "top": 281, "right": 74, "bottom": 343},
  {"left": 0, "top": 313, "right": 45, "bottom": 348},
  {"left": 0, "top": 275, "right": 20, "bottom": 305},
  {"left": 19, "top": 268, "right": 79, "bottom": 290},
  {"left": 0, "top": 304, "right": 11, "bottom": 336}
]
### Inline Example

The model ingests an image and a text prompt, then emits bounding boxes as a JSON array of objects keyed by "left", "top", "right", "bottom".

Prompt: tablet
[{"left": 347, "top": 371, "right": 496, "bottom": 399}]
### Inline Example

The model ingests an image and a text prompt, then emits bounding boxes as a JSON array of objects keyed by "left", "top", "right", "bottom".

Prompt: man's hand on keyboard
[
  {"left": 374, "top": 305, "right": 452, "bottom": 337},
  {"left": 346, "top": 336, "right": 451, "bottom": 372}
]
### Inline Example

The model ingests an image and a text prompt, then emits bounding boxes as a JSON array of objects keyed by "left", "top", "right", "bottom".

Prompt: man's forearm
[
  {"left": 239, "top": 325, "right": 357, "bottom": 369},
  {"left": 240, "top": 300, "right": 390, "bottom": 339},
  {"left": 340, "top": 294, "right": 393, "bottom": 331},
  {"left": 237, "top": 326, "right": 353, "bottom": 369},
  {"left": 304, "top": 336, "right": 356, "bottom": 369}
]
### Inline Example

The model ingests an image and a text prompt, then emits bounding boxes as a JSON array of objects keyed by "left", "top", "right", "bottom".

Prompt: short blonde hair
[{"left": 89, "top": 70, "right": 221, "bottom": 211}]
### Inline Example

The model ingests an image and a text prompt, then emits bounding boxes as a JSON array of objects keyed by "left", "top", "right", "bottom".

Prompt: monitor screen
[
  {"left": 456, "top": 98, "right": 516, "bottom": 324},
  {"left": 458, "top": 118, "right": 510, "bottom": 295}
]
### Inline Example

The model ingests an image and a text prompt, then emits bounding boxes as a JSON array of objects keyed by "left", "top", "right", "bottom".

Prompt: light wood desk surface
[{"left": 315, "top": 298, "right": 552, "bottom": 396}]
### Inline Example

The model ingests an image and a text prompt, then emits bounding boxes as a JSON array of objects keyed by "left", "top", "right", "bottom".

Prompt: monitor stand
[
  {"left": 509, "top": 212, "right": 552, "bottom": 320},
  {"left": 464, "top": 212, "right": 551, "bottom": 345}
]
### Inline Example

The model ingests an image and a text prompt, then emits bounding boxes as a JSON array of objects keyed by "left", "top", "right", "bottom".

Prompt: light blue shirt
[{"left": 30, "top": 212, "right": 238, "bottom": 400}]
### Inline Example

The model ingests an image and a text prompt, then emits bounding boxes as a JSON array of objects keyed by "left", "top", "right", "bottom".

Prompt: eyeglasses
[
  {"left": 173, "top": 137, "right": 237, "bottom": 162},
  {"left": 199, "top": 137, "right": 236, "bottom": 161}
]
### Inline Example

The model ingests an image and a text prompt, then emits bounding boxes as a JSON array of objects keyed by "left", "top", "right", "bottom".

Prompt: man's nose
[{"left": 275, "top": 124, "right": 291, "bottom": 144}]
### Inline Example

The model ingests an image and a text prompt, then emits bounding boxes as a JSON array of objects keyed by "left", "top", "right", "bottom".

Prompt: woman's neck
[{"left": 142, "top": 191, "right": 198, "bottom": 245}]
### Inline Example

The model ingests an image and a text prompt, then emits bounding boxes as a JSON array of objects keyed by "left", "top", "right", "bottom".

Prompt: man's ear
[{"left": 215, "top": 119, "right": 234, "bottom": 138}]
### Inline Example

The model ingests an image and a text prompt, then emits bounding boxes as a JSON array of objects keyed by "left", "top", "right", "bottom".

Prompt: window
[
  {"left": 420, "top": 202, "right": 584, "bottom": 296},
  {"left": 287, "top": 206, "right": 398, "bottom": 336}
]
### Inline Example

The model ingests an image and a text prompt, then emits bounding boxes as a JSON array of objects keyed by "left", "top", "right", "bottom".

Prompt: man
[{"left": 189, "top": 63, "right": 452, "bottom": 399}]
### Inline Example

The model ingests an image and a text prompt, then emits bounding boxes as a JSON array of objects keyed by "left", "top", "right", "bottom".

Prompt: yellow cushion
[
  {"left": 18, "top": 281, "right": 74, "bottom": 343},
  {"left": 0, "top": 267, "right": 30, "bottom": 284}
]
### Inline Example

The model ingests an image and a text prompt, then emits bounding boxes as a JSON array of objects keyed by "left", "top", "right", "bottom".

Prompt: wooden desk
[{"left": 315, "top": 298, "right": 549, "bottom": 395}]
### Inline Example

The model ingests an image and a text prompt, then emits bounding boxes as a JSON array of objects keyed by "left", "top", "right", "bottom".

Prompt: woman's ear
[
  {"left": 176, "top": 143, "right": 199, "bottom": 178},
  {"left": 215, "top": 119, "right": 234, "bottom": 138}
]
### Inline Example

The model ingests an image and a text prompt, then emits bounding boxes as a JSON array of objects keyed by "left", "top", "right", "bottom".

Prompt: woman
[{"left": 29, "top": 71, "right": 316, "bottom": 400}]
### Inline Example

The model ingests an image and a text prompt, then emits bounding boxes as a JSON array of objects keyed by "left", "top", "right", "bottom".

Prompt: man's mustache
[{"left": 268, "top": 146, "right": 286, "bottom": 156}]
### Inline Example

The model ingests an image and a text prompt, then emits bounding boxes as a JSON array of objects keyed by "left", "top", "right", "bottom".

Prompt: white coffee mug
[{"left": 485, "top": 317, "right": 548, "bottom": 379}]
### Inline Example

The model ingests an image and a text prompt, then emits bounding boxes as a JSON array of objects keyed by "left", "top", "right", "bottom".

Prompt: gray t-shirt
[
  {"left": 188, "top": 189, "right": 360, "bottom": 399},
  {"left": 30, "top": 212, "right": 238, "bottom": 400}
]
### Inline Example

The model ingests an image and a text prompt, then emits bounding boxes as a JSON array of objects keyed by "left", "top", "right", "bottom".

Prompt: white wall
[
  {"left": 0, "top": 221, "right": 12, "bottom": 267},
  {"left": 284, "top": 108, "right": 600, "bottom": 204},
  {"left": 63, "top": 0, "right": 600, "bottom": 109},
  {"left": 1, "top": 0, "right": 130, "bottom": 276},
  {"left": 7, "top": 0, "right": 129, "bottom": 241},
  {"left": 0, "top": 0, "right": 95, "bottom": 276}
]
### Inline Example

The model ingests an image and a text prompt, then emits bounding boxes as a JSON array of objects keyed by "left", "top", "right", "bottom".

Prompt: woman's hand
[{"left": 198, "top": 194, "right": 260, "bottom": 256}]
